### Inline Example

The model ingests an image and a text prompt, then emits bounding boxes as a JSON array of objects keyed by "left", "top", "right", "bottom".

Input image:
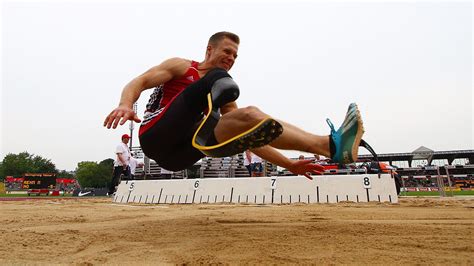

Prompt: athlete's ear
[{"left": 206, "top": 45, "right": 213, "bottom": 58}]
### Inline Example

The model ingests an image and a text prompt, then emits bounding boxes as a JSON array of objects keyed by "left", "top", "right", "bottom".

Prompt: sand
[{"left": 0, "top": 197, "right": 472, "bottom": 265}]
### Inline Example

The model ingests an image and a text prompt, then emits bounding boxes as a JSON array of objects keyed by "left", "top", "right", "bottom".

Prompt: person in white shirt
[
  {"left": 160, "top": 168, "right": 173, "bottom": 178},
  {"left": 129, "top": 153, "right": 144, "bottom": 179},
  {"left": 314, "top": 154, "right": 329, "bottom": 165},
  {"left": 251, "top": 152, "right": 263, "bottom": 177},
  {"left": 243, "top": 150, "right": 252, "bottom": 176},
  {"left": 108, "top": 134, "right": 131, "bottom": 195}
]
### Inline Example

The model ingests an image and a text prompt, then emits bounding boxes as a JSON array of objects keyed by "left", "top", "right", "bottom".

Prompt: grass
[
  {"left": 0, "top": 193, "right": 49, "bottom": 197},
  {"left": 401, "top": 190, "right": 474, "bottom": 196},
  {"left": 0, "top": 192, "right": 74, "bottom": 197}
]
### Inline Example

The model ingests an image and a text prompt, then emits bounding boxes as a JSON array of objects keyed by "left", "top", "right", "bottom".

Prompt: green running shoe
[{"left": 327, "top": 103, "right": 365, "bottom": 164}]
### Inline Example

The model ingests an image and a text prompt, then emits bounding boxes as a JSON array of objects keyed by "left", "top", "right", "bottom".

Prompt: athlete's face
[{"left": 207, "top": 37, "right": 239, "bottom": 71}]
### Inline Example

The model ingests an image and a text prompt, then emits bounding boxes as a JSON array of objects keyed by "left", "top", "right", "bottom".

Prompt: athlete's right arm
[{"left": 104, "top": 58, "right": 190, "bottom": 129}]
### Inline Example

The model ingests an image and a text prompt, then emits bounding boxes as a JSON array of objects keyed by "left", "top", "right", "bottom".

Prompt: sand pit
[{"left": 0, "top": 197, "right": 472, "bottom": 265}]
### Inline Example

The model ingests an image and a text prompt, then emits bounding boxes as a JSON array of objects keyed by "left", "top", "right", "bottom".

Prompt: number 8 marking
[{"left": 363, "top": 177, "right": 371, "bottom": 188}]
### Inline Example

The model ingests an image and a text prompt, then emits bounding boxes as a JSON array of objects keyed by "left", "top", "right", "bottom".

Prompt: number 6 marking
[{"left": 194, "top": 180, "right": 200, "bottom": 190}]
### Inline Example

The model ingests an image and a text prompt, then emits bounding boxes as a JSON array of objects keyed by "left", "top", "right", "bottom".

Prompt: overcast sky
[{"left": 1, "top": 1, "right": 472, "bottom": 171}]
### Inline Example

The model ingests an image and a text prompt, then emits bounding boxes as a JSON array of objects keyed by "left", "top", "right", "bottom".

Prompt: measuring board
[{"left": 113, "top": 174, "right": 398, "bottom": 204}]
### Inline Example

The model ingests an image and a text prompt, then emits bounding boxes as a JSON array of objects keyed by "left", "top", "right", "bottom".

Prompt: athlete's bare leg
[{"left": 214, "top": 106, "right": 331, "bottom": 157}]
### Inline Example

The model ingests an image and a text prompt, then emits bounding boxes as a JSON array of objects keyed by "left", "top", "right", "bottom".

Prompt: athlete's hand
[
  {"left": 104, "top": 106, "right": 141, "bottom": 129},
  {"left": 287, "top": 159, "right": 325, "bottom": 180}
]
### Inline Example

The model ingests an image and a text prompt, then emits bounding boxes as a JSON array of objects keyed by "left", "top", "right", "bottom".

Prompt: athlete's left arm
[{"left": 251, "top": 146, "right": 324, "bottom": 180}]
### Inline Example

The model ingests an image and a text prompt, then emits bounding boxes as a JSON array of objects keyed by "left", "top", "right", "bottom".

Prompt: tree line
[{"left": 0, "top": 152, "right": 114, "bottom": 188}]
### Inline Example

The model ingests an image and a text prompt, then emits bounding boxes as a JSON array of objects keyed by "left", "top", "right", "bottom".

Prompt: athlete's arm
[
  {"left": 251, "top": 146, "right": 324, "bottom": 180},
  {"left": 104, "top": 58, "right": 191, "bottom": 129}
]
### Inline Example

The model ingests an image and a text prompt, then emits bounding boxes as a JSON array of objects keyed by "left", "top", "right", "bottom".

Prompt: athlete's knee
[
  {"left": 241, "top": 106, "right": 268, "bottom": 122},
  {"left": 211, "top": 76, "right": 239, "bottom": 108}
]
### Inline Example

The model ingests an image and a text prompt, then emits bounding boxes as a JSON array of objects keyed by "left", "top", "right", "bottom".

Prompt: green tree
[
  {"left": 31, "top": 155, "right": 56, "bottom": 173},
  {"left": 57, "top": 170, "right": 74, "bottom": 178},
  {"left": 99, "top": 158, "right": 114, "bottom": 169},
  {"left": 75, "top": 160, "right": 112, "bottom": 188},
  {"left": 0, "top": 162, "right": 4, "bottom": 182},
  {"left": 0, "top": 152, "right": 57, "bottom": 178}
]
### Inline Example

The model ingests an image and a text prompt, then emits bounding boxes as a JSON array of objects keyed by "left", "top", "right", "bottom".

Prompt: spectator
[
  {"left": 108, "top": 134, "right": 131, "bottom": 196},
  {"left": 314, "top": 154, "right": 331, "bottom": 165},
  {"left": 298, "top": 155, "right": 305, "bottom": 160},
  {"left": 129, "top": 153, "right": 144, "bottom": 179},
  {"left": 160, "top": 168, "right": 173, "bottom": 178},
  {"left": 243, "top": 150, "right": 252, "bottom": 176},
  {"left": 251, "top": 152, "right": 263, "bottom": 177}
]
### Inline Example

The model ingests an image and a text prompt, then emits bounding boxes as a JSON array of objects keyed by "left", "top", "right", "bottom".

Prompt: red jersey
[{"left": 140, "top": 60, "right": 200, "bottom": 135}]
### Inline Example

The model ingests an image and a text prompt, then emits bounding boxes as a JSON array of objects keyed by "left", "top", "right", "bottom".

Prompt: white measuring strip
[{"left": 113, "top": 174, "right": 398, "bottom": 205}]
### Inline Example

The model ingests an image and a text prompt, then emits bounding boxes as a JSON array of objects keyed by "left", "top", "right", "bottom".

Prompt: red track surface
[{"left": 0, "top": 197, "right": 78, "bottom": 201}]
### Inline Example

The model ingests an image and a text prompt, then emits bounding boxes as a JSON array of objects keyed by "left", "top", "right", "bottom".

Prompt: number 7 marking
[{"left": 271, "top": 178, "right": 276, "bottom": 189}]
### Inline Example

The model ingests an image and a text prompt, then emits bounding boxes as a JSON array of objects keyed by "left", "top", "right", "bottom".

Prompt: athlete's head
[{"left": 206, "top": 31, "right": 240, "bottom": 71}]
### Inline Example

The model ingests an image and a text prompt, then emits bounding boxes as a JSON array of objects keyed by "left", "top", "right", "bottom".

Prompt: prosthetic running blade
[{"left": 192, "top": 93, "right": 283, "bottom": 157}]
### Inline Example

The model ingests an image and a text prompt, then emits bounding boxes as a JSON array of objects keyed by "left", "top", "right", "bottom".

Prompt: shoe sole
[
  {"left": 197, "top": 118, "right": 283, "bottom": 157},
  {"left": 237, "top": 119, "right": 283, "bottom": 149}
]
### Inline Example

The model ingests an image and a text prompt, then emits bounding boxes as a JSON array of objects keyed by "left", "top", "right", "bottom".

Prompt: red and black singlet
[{"left": 139, "top": 60, "right": 201, "bottom": 135}]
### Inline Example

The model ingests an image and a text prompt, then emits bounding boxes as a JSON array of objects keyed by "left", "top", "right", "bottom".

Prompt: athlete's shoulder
[
  {"left": 162, "top": 57, "right": 192, "bottom": 68},
  {"left": 161, "top": 57, "right": 193, "bottom": 75}
]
